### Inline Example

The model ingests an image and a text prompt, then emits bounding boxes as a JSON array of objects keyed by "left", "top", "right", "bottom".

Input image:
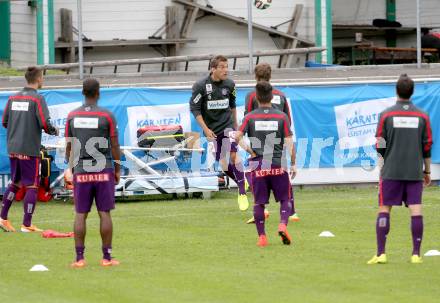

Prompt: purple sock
[
  {"left": 289, "top": 186, "right": 296, "bottom": 215},
  {"left": 245, "top": 172, "right": 252, "bottom": 191},
  {"left": 229, "top": 163, "right": 246, "bottom": 195},
  {"left": 1, "top": 184, "right": 19, "bottom": 220},
  {"left": 23, "top": 188, "right": 37, "bottom": 227},
  {"left": 254, "top": 204, "right": 266, "bottom": 236},
  {"left": 76, "top": 246, "right": 85, "bottom": 262},
  {"left": 280, "top": 200, "right": 292, "bottom": 225},
  {"left": 411, "top": 215, "right": 424, "bottom": 256},
  {"left": 224, "top": 167, "right": 235, "bottom": 182},
  {"left": 102, "top": 246, "right": 112, "bottom": 261},
  {"left": 376, "top": 212, "right": 390, "bottom": 256},
  {"left": 290, "top": 198, "right": 296, "bottom": 216}
]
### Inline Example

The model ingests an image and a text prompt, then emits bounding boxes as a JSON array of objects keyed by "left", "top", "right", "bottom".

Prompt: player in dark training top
[
  {"left": 65, "top": 78, "right": 121, "bottom": 268},
  {"left": 236, "top": 81, "right": 297, "bottom": 247},
  {"left": 368, "top": 74, "right": 433, "bottom": 265},
  {"left": 190, "top": 55, "right": 249, "bottom": 211},
  {"left": 244, "top": 63, "right": 292, "bottom": 119},
  {"left": 244, "top": 63, "right": 299, "bottom": 224},
  {"left": 1, "top": 66, "right": 58, "bottom": 233}
]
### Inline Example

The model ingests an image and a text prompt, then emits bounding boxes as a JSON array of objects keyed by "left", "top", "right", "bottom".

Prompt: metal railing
[{"left": 19, "top": 47, "right": 326, "bottom": 75}]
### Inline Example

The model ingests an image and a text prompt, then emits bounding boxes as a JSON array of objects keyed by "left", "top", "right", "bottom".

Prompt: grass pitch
[{"left": 1, "top": 187, "right": 440, "bottom": 303}]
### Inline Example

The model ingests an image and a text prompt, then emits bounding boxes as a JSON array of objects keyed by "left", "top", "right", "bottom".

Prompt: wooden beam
[
  {"left": 54, "top": 38, "right": 197, "bottom": 48},
  {"left": 24, "top": 47, "right": 326, "bottom": 71},
  {"left": 166, "top": 6, "right": 179, "bottom": 71},
  {"left": 279, "top": 4, "right": 303, "bottom": 67},
  {"left": 180, "top": 0, "right": 199, "bottom": 39},
  {"left": 172, "top": 0, "right": 314, "bottom": 46},
  {"left": 60, "top": 8, "right": 75, "bottom": 63}
]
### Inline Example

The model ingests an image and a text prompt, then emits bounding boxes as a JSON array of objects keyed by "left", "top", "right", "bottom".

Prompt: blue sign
[{"left": 0, "top": 81, "right": 439, "bottom": 176}]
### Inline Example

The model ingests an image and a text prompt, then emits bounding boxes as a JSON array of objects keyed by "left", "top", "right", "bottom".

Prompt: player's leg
[
  {"left": 215, "top": 134, "right": 235, "bottom": 181},
  {"left": 408, "top": 204, "right": 423, "bottom": 263},
  {"left": 229, "top": 151, "right": 249, "bottom": 210},
  {"left": 95, "top": 169, "right": 119, "bottom": 266},
  {"left": 219, "top": 157, "right": 248, "bottom": 211},
  {"left": 246, "top": 158, "right": 268, "bottom": 223},
  {"left": 251, "top": 171, "right": 270, "bottom": 246},
  {"left": 73, "top": 212, "right": 88, "bottom": 267},
  {"left": 246, "top": 207, "right": 269, "bottom": 224},
  {"left": 245, "top": 157, "right": 268, "bottom": 223},
  {"left": 254, "top": 204, "right": 267, "bottom": 246},
  {"left": 216, "top": 132, "right": 248, "bottom": 208},
  {"left": 368, "top": 179, "right": 401, "bottom": 264},
  {"left": 229, "top": 150, "right": 246, "bottom": 196},
  {"left": 288, "top": 185, "right": 300, "bottom": 222},
  {"left": 0, "top": 157, "right": 20, "bottom": 232},
  {"left": 272, "top": 172, "right": 292, "bottom": 245},
  {"left": 97, "top": 211, "right": 119, "bottom": 266},
  {"left": 406, "top": 181, "right": 424, "bottom": 263},
  {"left": 21, "top": 186, "right": 41, "bottom": 232},
  {"left": 375, "top": 205, "right": 391, "bottom": 256},
  {"left": 20, "top": 157, "right": 42, "bottom": 232},
  {"left": 71, "top": 175, "right": 94, "bottom": 268},
  {"left": 367, "top": 206, "right": 392, "bottom": 265}
]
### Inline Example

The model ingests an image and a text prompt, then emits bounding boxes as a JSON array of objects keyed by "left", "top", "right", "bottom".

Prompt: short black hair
[
  {"left": 256, "top": 81, "right": 273, "bottom": 104},
  {"left": 396, "top": 74, "right": 414, "bottom": 100},
  {"left": 82, "top": 78, "right": 100, "bottom": 98},
  {"left": 25, "top": 66, "right": 42, "bottom": 84}
]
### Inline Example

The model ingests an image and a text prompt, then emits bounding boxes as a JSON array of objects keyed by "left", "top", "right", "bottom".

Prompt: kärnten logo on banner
[{"left": 334, "top": 97, "right": 396, "bottom": 149}]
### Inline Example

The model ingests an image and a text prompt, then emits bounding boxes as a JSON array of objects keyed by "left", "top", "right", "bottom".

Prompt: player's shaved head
[
  {"left": 256, "top": 81, "right": 273, "bottom": 104},
  {"left": 396, "top": 74, "right": 414, "bottom": 100},
  {"left": 254, "top": 63, "right": 272, "bottom": 81},
  {"left": 82, "top": 78, "right": 100, "bottom": 99}
]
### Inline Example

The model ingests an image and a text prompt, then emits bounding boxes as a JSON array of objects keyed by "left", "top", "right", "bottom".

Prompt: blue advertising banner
[{"left": 0, "top": 81, "right": 439, "bottom": 175}]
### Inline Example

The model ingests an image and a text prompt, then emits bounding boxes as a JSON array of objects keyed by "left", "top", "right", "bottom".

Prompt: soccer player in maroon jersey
[
  {"left": 368, "top": 74, "right": 432, "bottom": 264},
  {"left": 65, "top": 78, "right": 121, "bottom": 267},
  {"left": 1, "top": 66, "right": 58, "bottom": 232},
  {"left": 244, "top": 63, "right": 299, "bottom": 224},
  {"left": 237, "top": 81, "right": 297, "bottom": 246}
]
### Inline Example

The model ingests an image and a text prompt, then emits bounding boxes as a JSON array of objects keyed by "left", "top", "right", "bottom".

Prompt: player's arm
[
  {"left": 235, "top": 130, "right": 256, "bottom": 158},
  {"left": 285, "top": 136, "right": 296, "bottom": 179},
  {"left": 38, "top": 96, "right": 59, "bottom": 136},
  {"left": 109, "top": 114, "right": 121, "bottom": 184},
  {"left": 283, "top": 115, "right": 296, "bottom": 179},
  {"left": 111, "top": 135, "right": 121, "bottom": 184},
  {"left": 375, "top": 113, "right": 387, "bottom": 161},
  {"left": 423, "top": 158, "right": 431, "bottom": 186},
  {"left": 230, "top": 84, "right": 238, "bottom": 129},
  {"left": 231, "top": 108, "right": 238, "bottom": 130},
  {"left": 195, "top": 115, "right": 216, "bottom": 140},
  {"left": 65, "top": 141, "right": 71, "bottom": 166},
  {"left": 422, "top": 116, "right": 433, "bottom": 186},
  {"left": 64, "top": 117, "right": 74, "bottom": 183},
  {"left": 190, "top": 82, "right": 216, "bottom": 140},
  {"left": 244, "top": 92, "right": 251, "bottom": 117},
  {"left": 2, "top": 98, "right": 10, "bottom": 128},
  {"left": 236, "top": 117, "right": 256, "bottom": 157},
  {"left": 282, "top": 95, "right": 293, "bottom": 123}
]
